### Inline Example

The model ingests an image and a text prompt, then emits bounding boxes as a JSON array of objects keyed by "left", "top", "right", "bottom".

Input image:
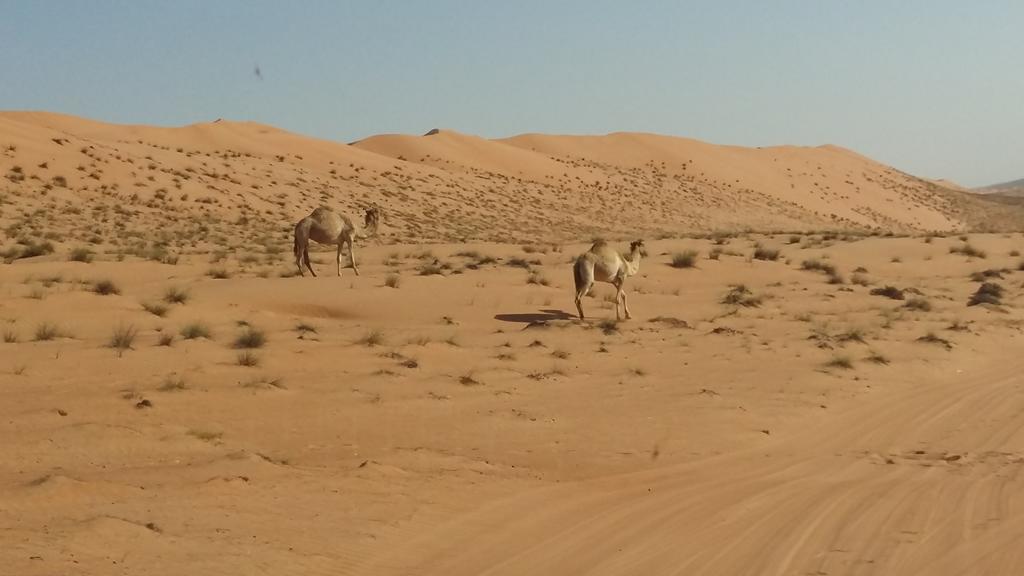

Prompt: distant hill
[{"left": 977, "top": 178, "right": 1024, "bottom": 197}]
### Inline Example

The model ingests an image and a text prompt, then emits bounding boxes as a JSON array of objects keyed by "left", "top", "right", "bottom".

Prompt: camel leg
[
  {"left": 621, "top": 287, "right": 631, "bottom": 320},
  {"left": 295, "top": 249, "right": 304, "bottom": 277},
  {"left": 613, "top": 279, "right": 624, "bottom": 321},
  {"left": 349, "top": 239, "right": 359, "bottom": 276},
  {"left": 303, "top": 248, "right": 316, "bottom": 277},
  {"left": 336, "top": 241, "right": 344, "bottom": 277},
  {"left": 574, "top": 280, "right": 592, "bottom": 320}
]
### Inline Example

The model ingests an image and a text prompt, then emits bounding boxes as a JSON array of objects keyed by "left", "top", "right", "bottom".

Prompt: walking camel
[
  {"left": 293, "top": 206, "right": 382, "bottom": 277},
  {"left": 573, "top": 239, "right": 644, "bottom": 321}
]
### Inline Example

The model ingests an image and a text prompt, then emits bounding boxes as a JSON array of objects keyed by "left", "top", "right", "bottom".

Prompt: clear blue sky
[{"left": 2, "top": 1, "right": 1021, "bottom": 186}]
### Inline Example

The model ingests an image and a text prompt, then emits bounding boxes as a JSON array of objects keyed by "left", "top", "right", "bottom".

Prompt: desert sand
[{"left": 2, "top": 113, "right": 1024, "bottom": 575}]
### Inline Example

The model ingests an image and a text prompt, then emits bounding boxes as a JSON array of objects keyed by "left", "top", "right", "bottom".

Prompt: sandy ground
[{"left": 2, "top": 232, "right": 1023, "bottom": 575}]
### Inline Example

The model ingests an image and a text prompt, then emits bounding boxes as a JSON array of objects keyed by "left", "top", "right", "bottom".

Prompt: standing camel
[
  {"left": 573, "top": 239, "right": 644, "bottom": 321},
  {"left": 293, "top": 206, "right": 382, "bottom": 277}
]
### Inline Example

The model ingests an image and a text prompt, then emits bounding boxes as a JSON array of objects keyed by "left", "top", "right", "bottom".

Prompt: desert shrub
[
  {"left": 917, "top": 332, "right": 952, "bottom": 349},
  {"left": 233, "top": 327, "right": 266, "bottom": 349},
  {"left": 801, "top": 259, "right": 837, "bottom": 276},
  {"left": 163, "top": 286, "right": 190, "bottom": 304},
  {"left": 236, "top": 351, "right": 260, "bottom": 367},
  {"left": 34, "top": 322, "right": 60, "bottom": 341},
  {"left": 15, "top": 241, "right": 55, "bottom": 260},
  {"left": 357, "top": 330, "right": 384, "bottom": 347},
  {"left": 969, "top": 268, "right": 1006, "bottom": 282},
  {"left": 180, "top": 322, "right": 211, "bottom": 340},
  {"left": 384, "top": 274, "right": 401, "bottom": 288},
  {"left": 752, "top": 244, "right": 780, "bottom": 261},
  {"left": 207, "top": 267, "right": 231, "bottom": 279},
  {"left": 721, "top": 284, "right": 762, "bottom": 307},
  {"left": 866, "top": 351, "right": 890, "bottom": 364},
  {"left": 837, "top": 328, "right": 866, "bottom": 343},
  {"left": 69, "top": 247, "right": 94, "bottom": 262},
  {"left": 968, "top": 282, "right": 1003, "bottom": 306},
  {"left": 598, "top": 319, "right": 619, "bottom": 335},
  {"left": 158, "top": 375, "right": 187, "bottom": 391},
  {"left": 870, "top": 286, "right": 905, "bottom": 300},
  {"left": 904, "top": 297, "right": 932, "bottom": 311},
  {"left": 93, "top": 279, "right": 121, "bottom": 295},
  {"left": 109, "top": 324, "right": 138, "bottom": 351},
  {"left": 949, "top": 243, "right": 986, "bottom": 258},
  {"left": 825, "top": 355, "right": 854, "bottom": 369},
  {"left": 417, "top": 261, "right": 445, "bottom": 276},
  {"left": 142, "top": 302, "right": 169, "bottom": 317},
  {"left": 527, "top": 271, "right": 551, "bottom": 286},
  {"left": 670, "top": 250, "right": 698, "bottom": 268}
]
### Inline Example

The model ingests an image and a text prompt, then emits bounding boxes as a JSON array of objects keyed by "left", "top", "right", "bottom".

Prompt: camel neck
[{"left": 625, "top": 249, "right": 641, "bottom": 274}]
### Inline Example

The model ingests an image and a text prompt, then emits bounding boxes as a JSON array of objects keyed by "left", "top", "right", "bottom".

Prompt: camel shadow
[{"left": 494, "top": 309, "right": 575, "bottom": 324}]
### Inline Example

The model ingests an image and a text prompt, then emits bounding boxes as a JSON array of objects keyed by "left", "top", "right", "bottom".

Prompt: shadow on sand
[{"left": 493, "top": 309, "right": 575, "bottom": 324}]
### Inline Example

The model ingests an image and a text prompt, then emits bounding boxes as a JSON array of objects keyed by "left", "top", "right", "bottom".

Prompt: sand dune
[
  {"left": 3, "top": 112, "right": 1024, "bottom": 575},
  {"left": 3, "top": 112, "right": 1022, "bottom": 260}
]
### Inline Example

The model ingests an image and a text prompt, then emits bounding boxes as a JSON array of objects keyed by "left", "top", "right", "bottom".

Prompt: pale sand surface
[{"left": 2, "top": 114, "right": 1024, "bottom": 575}]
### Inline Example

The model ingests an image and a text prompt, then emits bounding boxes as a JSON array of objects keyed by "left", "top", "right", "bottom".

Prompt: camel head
[{"left": 629, "top": 239, "right": 646, "bottom": 258}]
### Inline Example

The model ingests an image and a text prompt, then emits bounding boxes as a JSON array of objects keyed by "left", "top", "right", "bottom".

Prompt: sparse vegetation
[
  {"left": 968, "top": 282, "right": 1004, "bottom": 306},
  {"left": 949, "top": 243, "right": 986, "bottom": 259},
  {"left": 384, "top": 274, "right": 401, "bottom": 288},
  {"left": 870, "top": 286, "right": 905, "bottom": 300},
  {"left": 207, "top": 267, "right": 231, "bottom": 279},
  {"left": 825, "top": 355, "right": 854, "bottom": 369},
  {"left": 670, "top": 250, "right": 699, "bottom": 268},
  {"left": 163, "top": 286, "right": 190, "bottom": 304},
  {"left": 865, "top": 351, "right": 890, "bottom": 365},
  {"left": 236, "top": 350, "right": 260, "bottom": 367},
  {"left": 233, "top": 326, "right": 266, "bottom": 349},
  {"left": 752, "top": 244, "right": 780, "bottom": 261},
  {"left": 187, "top": 429, "right": 223, "bottom": 442},
  {"left": 917, "top": 332, "right": 953, "bottom": 350},
  {"left": 180, "top": 322, "right": 211, "bottom": 340},
  {"left": 527, "top": 271, "right": 551, "bottom": 286},
  {"left": 34, "top": 322, "right": 60, "bottom": 341},
  {"left": 904, "top": 297, "right": 932, "bottom": 311},
  {"left": 837, "top": 328, "right": 866, "bottom": 343},
  {"left": 721, "top": 284, "right": 762, "bottom": 307},
  {"left": 92, "top": 279, "right": 121, "bottom": 295},
  {"left": 801, "top": 259, "right": 837, "bottom": 276},
  {"left": 157, "top": 333, "right": 174, "bottom": 346},
  {"left": 108, "top": 324, "right": 138, "bottom": 352},
  {"left": 598, "top": 319, "right": 619, "bottom": 335},
  {"left": 69, "top": 247, "right": 94, "bottom": 262},
  {"left": 357, "top": 330, "right": 384, "bottom": 347},
  {"left": 142, "top": 302, "right": 169, "bottom": 317},
  {"left": 158, "top": 375, "right": 186, "bottom": 391},
  {"left": 969, "top": 268, "right": 1006, "bottom": 282}
]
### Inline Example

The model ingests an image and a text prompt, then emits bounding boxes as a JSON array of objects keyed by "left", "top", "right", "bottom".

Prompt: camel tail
[{"left": 573, "top": 256, "right": 585, "bottom": 294}]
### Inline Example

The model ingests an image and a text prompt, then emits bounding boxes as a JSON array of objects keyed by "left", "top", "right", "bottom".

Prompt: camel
[
  {"left": 573, "top": 239, "right": 644, "bottom": 321},
  {"left": 293, "top": 206, "right": 382, "bottom": 277}
]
